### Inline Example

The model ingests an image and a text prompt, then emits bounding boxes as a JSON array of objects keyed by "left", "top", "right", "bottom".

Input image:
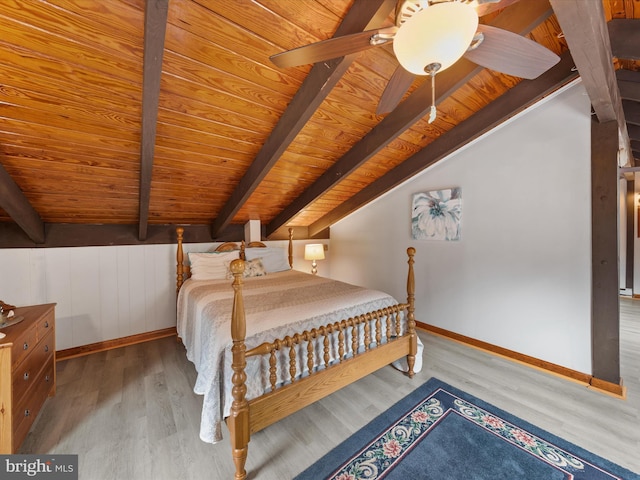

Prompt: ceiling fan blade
[
  {"left": 376, "top": 66, "right": 415, "bottom": 115},
  {"left": 463, "top": 24, "right": 560, "bottom": 79},
  {"left": 475, "top": 0, "right": 522, "bottom": 17},
  {"left": 270, "top": 27, "right": 397, "bottom": 69}
]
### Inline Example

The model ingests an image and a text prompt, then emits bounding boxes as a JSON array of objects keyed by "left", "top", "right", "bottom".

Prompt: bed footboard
[{"left": 227, "top": 248, "right": 417, "bottom": 480}]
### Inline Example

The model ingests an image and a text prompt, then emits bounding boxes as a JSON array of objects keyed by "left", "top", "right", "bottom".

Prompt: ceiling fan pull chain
[
  {"left": 428, "top": 71, "right": 437, "bottom": 124},
  {"left": 424, "top": 62, "right": 440, "bottom": 124}
]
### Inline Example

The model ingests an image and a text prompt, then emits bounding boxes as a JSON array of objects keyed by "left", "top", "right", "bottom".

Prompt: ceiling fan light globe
[{"left": 393, "top": 2, "right": 479, "bottom": 75}]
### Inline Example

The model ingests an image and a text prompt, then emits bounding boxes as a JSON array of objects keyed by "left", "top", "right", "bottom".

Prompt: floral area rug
[{"left": 294, "top": 378, "right": 639, "bottom": 480}]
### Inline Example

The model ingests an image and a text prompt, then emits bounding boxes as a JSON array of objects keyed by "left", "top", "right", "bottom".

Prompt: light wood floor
[{"left": 21, "top": 299, "right": 640, "bottom": 479}]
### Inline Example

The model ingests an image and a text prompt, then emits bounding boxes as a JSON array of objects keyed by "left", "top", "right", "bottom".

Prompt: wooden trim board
[
  {"left": 56, "top": 327, "right": 177, "bottom": 361},
  {"left": 419, "top": 322, "right": 625, "bottom": 398}
]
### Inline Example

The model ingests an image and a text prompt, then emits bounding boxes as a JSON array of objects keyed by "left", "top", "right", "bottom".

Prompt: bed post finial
[
  {"left": 176, "top": 227, "right": 185, "bottom": 294},
  {"left": 406, "top": 247, "right": 417, "bottom": 378},
  {"left": 228, "top": 258, "right": 250, "bottom": 480},
  {"left": 288, "top": 227, "right": 294, "bottom": 268}
]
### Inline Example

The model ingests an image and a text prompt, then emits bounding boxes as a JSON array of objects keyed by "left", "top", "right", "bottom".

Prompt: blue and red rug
[{"left": 295, "top": 378, "right": 639, "bottom": 480}]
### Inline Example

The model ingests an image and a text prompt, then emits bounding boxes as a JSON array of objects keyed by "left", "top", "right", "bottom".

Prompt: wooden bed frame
[{"left": 175, "top": 227, "right": 417, "bottom": 480}]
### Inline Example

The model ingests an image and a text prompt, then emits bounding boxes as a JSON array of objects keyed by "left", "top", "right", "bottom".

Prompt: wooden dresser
[{"left": 0, "top": 303, "right": 56, "bottom": 453}]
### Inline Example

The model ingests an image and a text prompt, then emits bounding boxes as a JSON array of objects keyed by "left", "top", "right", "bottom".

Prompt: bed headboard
[{"left": 176, "top": 227, "right": 294, "bottom": 293}]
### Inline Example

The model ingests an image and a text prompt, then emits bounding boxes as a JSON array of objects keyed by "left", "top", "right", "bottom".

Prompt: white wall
[
  {"left": 329, "top": 81, "right": 593, "bottom": 374},
  {"left": 0, "top": 239, "right": 324, "bottom": 350},
  {"left": 0, "top": 244, "right": 176, "bottom": 350}
]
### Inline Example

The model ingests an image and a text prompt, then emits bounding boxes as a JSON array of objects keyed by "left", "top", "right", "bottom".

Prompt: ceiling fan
[{"left": 270, "top": 0, "right": 560, "bottom": 121}]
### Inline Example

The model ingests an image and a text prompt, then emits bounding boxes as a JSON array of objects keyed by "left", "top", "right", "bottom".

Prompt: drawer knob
[
  {"left": 44, "top": 345, "right": 49, "bottom": 353},
  {"left": 24, "top": 409, "right": 30, "bottom": 417},
  {"left": 23, "top": 342, "right": 29, "bottom": 350},
  {"left": 44, "top": 321, "right": 49, "bottom": 328},
  {"left": 23, "top": 372, "right": 29, "bottom": 381},
  {"left": 45, "top": 375, "right": 51, "bottom": 382}
]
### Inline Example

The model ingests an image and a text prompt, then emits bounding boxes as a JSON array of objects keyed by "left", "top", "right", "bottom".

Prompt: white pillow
[
  {"left": 244, "top": 247, "right": 290, "bottom": 273},
  {"left": 189, "top": 251, "right": 239, "bottom": 280}
]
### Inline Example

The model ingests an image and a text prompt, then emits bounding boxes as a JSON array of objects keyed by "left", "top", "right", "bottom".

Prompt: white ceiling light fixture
[
  {"left": 393, "top": 1, "right": 479, "bottom": 123},
  {"left": 393, "top": 2, "right": 479, "bottom": 75}
]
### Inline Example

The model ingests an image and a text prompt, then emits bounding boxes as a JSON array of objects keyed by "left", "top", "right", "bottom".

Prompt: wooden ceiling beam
[
  {"left": 0, "top": 223, "right": 246, "bottom": 249},
  {"left": 210, "top": 0, "right": 396, "bottom": 238},
  {"left": 266, "top": 0, "right": 554, "bottom": 237},
  {"left": 549, "top": 0, "right": 632, "bottom": 166},
  {"left": 308, "top": 51, "right": 578, "bottom": 236},
  {"left": 138, "top": 0, "right": 169, "bottom": 241},
  {"left": 0, "top": 221, "right": 328, "bottom": 249},
  {"left": 0, "top": 163, "right": 45, "bottom": 243}
]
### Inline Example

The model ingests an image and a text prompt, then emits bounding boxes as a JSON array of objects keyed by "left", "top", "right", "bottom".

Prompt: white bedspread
[{"left": 177, "top": 269, "right": 420, "bottom": 443}]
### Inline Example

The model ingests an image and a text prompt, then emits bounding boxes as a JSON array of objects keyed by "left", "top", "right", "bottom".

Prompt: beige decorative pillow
[
  {"left": 227, "top": 258, "right": 267, "bottom": 279},
  {"left": 243, "top": 258, "right": 267, "bottom": 278}
]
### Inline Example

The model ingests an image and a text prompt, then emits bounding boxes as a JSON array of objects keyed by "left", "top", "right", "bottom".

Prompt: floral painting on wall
[{"left": 411, "top": 188, "right": 462, "bottom": 241}]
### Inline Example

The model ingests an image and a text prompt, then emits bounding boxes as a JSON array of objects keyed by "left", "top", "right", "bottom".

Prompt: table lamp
[{"left": 304, "top": 244, "right": 325, "bottom": 275}]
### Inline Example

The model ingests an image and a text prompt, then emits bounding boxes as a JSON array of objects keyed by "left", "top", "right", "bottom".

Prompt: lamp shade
[
  {"left": 393, "top": 2, "right": 478, "bottom": 75},
  {"left": 304, "top": 244, "right": 325, "bottom": 261}
]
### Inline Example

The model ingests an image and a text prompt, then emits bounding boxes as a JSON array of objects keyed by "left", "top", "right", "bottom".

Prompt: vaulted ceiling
[{"left": 0, "top": 0, "right": 638, "bottom": 248}]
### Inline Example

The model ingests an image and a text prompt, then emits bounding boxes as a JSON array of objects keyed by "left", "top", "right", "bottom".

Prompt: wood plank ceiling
[{"left": 0, "top": 0, "right": 636, "bottom": 247}]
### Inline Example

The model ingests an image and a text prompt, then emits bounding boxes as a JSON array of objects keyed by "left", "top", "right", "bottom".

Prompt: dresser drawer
[
  {"left": 9, "top": 324, "right": 38, "bottom": 371},
  {"left": 12, "top": 357, "right": 55, "bottom": 451},
  {"left": 12, "top": 328, "right": 55, "bottom": 406},
  {"left": 36, "top": 311, "right": 54, "bottom": 342}
]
